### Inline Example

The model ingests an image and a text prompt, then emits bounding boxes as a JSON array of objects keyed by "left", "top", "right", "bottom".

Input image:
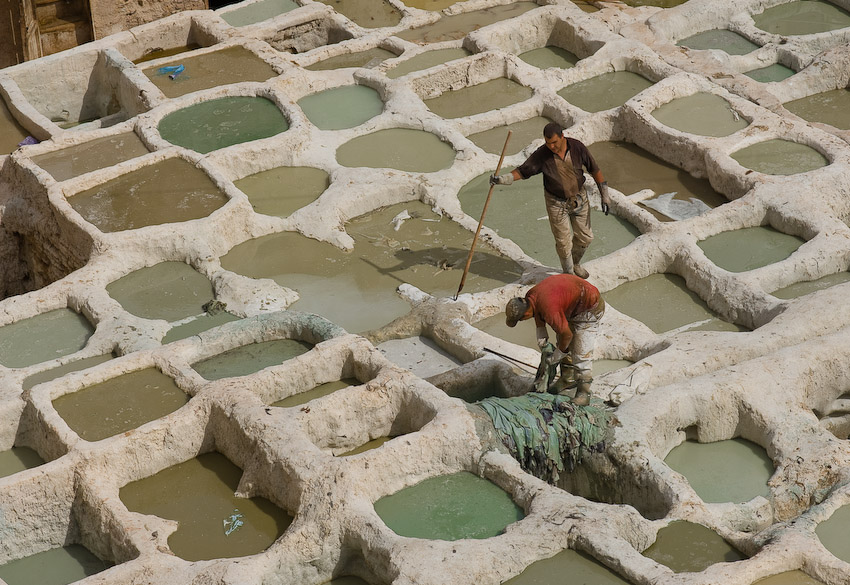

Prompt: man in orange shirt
[{"left": 505, "top": 273, "right": 606, "bottom": 405}]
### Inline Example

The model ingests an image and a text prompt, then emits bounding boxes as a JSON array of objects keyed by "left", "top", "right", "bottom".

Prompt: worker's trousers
[
  {"left": 567, "top": 298, "right": 606, "bottom": 381},
  {"left": 544, "top": 188, "right": 593, "bottom": 273}
]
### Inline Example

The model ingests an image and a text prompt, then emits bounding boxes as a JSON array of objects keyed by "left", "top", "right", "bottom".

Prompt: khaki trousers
[
  {"left": 567, "top": 298, "right": 606, "bottom": 381},
  {"left": 544, "top": 188, "right": 593, "bottom": 272}
]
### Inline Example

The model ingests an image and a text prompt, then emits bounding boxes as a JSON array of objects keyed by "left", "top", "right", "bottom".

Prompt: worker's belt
[{"left": 545, "top": 187, "right": 586, "bottom": 209}]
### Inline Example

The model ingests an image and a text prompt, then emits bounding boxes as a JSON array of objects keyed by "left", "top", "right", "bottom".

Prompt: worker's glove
[
  {"left": 599, "top": 182, "right": 611, "bottom": 216},
  {"left": 536, "top": 326, "right": 548, "bottom": 349},
  {"left": 546, "top": 348, "right": 567, "bottom": 365},
  {"left": 490, "top": 173, "right": 514, "bottom": 186}
]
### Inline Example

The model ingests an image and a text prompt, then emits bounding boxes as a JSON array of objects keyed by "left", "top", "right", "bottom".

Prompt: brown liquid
[
  {"left": 33, "top": 132, "right": 149, "bottom": 182},
  {"left": 425, "top": 78, "right": 533, "bottom": 119},
  {"left": 397, "top": 3, "right": 538, "bottom": 44}
]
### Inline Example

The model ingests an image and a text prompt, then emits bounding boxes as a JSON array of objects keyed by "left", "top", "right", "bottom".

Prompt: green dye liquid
[
  {"left": 107, "top": 261, "right": 215, "bottom": 322},
  {"left": 397, "top": 2, "right": 537, "bottom": 44},
  {"left": 753, "top": 0, "right": 850, "bottom": 35},
  {"left": 425, "top": 78, "right": 533, "bottom": 119},
  {"left": 467, "top": 116, "right": 552, "bottom": 156},
  {"left": 162, "top": 311, "right": 241, "bottom": 344},
  {"left": 386, "top": 48, "right": 471, "bottom": 79},
  {"left": 652, "top": 92, "right": 749, "bottom": 137},
  {"left": 298, "top": 85, "right": 383, "bottom": 130},
  {"left": 307, "top": 48, "right": 397, "bottom": 71},
  {"left": 642, "top": 521, "right": 745, "bottom": 572},
  {"left": 159, "top": 96, "right": 289, "bottom": 154},
  {"left": 771, "top": 271, "right": 850, "bottom": 299},
  {"left": 503, "top": 548, "right": 631, "bottom": 585},
  {"left": 731, "top": 139, "right": 828, "bottom": 175},
  {"left": 272, "top": 379, "right": 355, "bottom": 408},
  {"left": 677, "top": 29, "right": 760, "bottom": 55},
  {"left": 518, "top": 46, "right": 580, "bottom": 69},
  {"left": 192, "top": 339, "right": 312, "bottom": 380},
  {"left": 558, "top": 71, "right": 654, "bottom": 113},
  {"left": 745, "top": 63, "right": 796, "bottom": 82},
  {"left": 337, "top": 128, "right": 456, "bottom": 171},
  {"left": 221, "top": 0, "right": 299, "bottom": 26},
  {"left": 23, "top": 353, "right": 114, "bottom": 391},
  {"left": 0, "top": 446, "right": 44, "bottom": 479},
  {"left": 698, "top": 226, "right": 803, "bottom": 273},
  {"left": 235, "top": 166, "right": 329, "bottom": 218},
  {"left": 0, "top": 544, "right": 112, "bottom": 585},
  {"left": 33, "top": 132, "right": 149, "bottom": 182},
  {"left": 0, "top": 309, "right": 93, "bottom": 368},
  {"left": 785, "top": 88, "right": 850, "bottom": 130},
  {"left": 374, "top": 471, "right": 524, "bottom": 540}
]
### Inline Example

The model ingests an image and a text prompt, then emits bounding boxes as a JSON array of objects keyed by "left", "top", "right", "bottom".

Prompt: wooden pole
[{"left": 454, "top": 130, "right": 512, "bottom": 300}]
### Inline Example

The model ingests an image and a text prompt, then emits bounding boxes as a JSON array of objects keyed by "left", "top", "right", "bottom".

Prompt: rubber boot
[
  {"left": 572, "top": 245, "right": 589, "bottom": 279},
  {"left": 571, "top": 379, "right": 592, "bottom": 406},
  {"left": 559, "top": 255, "right": 575, "bottom": 275}
]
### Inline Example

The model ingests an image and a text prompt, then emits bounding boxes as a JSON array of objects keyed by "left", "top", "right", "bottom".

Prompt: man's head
[
  {"left": 543, "top": 122, "right": 565, "bottom": 154},
  {"left": 505, "top": 297, "right": 531, "bottom": 327}
]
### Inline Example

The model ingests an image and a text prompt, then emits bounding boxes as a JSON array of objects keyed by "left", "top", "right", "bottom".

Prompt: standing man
[
  {"left": 505, "top": 273, "right": 606, "bottom": 405},
  {"left": 490, "top": 122, "right": 611, "bottom": 278}
]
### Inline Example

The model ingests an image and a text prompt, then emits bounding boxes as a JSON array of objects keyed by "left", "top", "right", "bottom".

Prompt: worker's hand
[
  {"left": 490, "top": 173, "right": 514, "bottom": 186},
  {"left": 536, "top": 326, "right": 548, "bottom": 348},
  {"left": 546, "top": 348, "right": 566, "bottom": 365},
  {"left": 600, "top": 182, "right": 611, "bottom": 216}
]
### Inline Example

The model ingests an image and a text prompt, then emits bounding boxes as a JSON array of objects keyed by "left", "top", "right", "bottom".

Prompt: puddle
[
  {"left": 745, "top": 63, "right": 796, "bottom": 82},
  {"left": 120, "top": 452, "right": 292, "bottom": 561},
  {"left": 642, "top": 521, "right": 745, "bottom": 572},
  {"left": 397, "top": 2, "right": 538, "bottom": 44},
  {"left": 307, "top": 48, "right": 397, "bottom": 71},
  {"left": 386, "top": 48, "right": 471, "bottom": 79},
  {"left": 424, "top": 78, "right": 533, "bottom": 119},
  {"left": 677, "top": 29, "right": 760, "bottom": 55},
  {"left": 192, "top": 339, "right": 312, "bottom": 380},
  {"left": 374, "top": 471, "right": 524, "bottom": 540},
  {"left": 0, "top": 97, "right": 31, "bottom": 155},
  {"left": 0, "top": 446, "right": 44, "bottom": 479},
  {"left": 518, "top": 46, "right": 580, "bottom": 70},
  {"left": 221, "top": 201, "right": 519, "bottom": 332},
  {"left": 378, "top": 336, "right": 464, "bottom": 377},
  {"left": 503, "top": 548, "right": 631, "bottom": 584},
  {"left": 337, "top": 128, "right": 456, "bottom": 171},
  {"left": 651, "top": 92, "right": 749, "bottom": 137},
  {"left": 558, "top": 71, "right": 654, "bottom": 113},
  {"left": 70, "top": 157, "right": 228, "bottom": 232},
  {"left": 754, "top": 572, "right": 825, "bottom": 585},
  {"left": 317, "top": 0, "right": 402, "bottom": 28},
  {"left": 467, "top": 116, "right": 553, "bottom": 156},
  {"left": 605, "top": 273, "right": 745, "bottom": 333},
  {"left": 588, "top": 141, "right": 727, "bottom": 221},
  {"left": 32, "top": 132, "right": 150, "bottom": 182},
  {"left": 53, "top": 367, "right": 190, "bottom": 442},
  {"left": 107, "top": 261, "right": 215, "bottom": 322},
  {"left": 698, "top": 226, "right": 803, "bottom": 273},
  {"left": 0, "top": 309, "right": 93, "bottom": 368},
  {"left": 815, "top": 503, "right": 850, "bottom": 563},
  {"left": 770, "top": 271, "right": 850, "bottom": 299},
  {"left": 158, "top": 96, "right": 289, "bottom": 154},
  {"left": 272, "top": 379, "right": 356, "bottom": 408},
  {"left": 753, "top": 0, "right": 850, "bottom": 35},
  {"left": 664, "top": 438, "right": 773, "bottom": 503},
  {"left": 162, "top": 311, "right": 241, "bottom": 344},
  {"left": 235, "top": 166, "right": 329, "bottom": 218},
  {"left": 458, "top": 172, "right": 639, "bottom": 268},
  {"left": 143, "top": 46, "right": 278, "bottom": 99},
  {"left": 298, "top": 85, "right": 383, "bottom": 130},
  {"left": 0, "top": 544, "right": 112, "bottom": 585},
  {"left": 731, "top": 139, "right": 829, "bottom": 175},
  {"left": 221, "top": 0, "right": 299, "bottom": 26},
  {"left": 784, "top": 88, "right": 850, "bottom": 131},
  {"left": 23, "top": 353, "right": 114, "bottom": 391},
  {"left": 133, "top": 43, "right": 202, "bottom": 64},
  {"left": 338, "top": 436, "right": 394, "bottom": 456}
]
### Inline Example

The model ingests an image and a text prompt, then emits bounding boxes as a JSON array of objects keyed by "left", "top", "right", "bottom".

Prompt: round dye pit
[
  {"left": 235, "top": 166, "right": 330, "bottom": 218},
  {"left": 192, "top": 338, "right": 313, "bottom": 380},
  {"left": 107, "top": 261, "right": 214, "bottom": 322},
  {"left": 0, "top": 309, "right": 93, "bottom": 369},
  {"left": 298, "top": 85, "right": 383, "bottom": 130},
  {"left": 753, "top": 0, "right": 850, "bottom": 35},
  {"left": 697, "top": 226, "right": 803, "bottom": 273},
  {"left": 558, "top": 71, "right": 654, "bottom": 113},
  {"left": 424, "top": 78, "right": 533, "bottom": 119},
  {"left": 336, "top": 128, "right": 456, "bottom": 171},
  {"left": 651, "top": 92, "right": 749, "bottom": 137},
  {"left": 32, "top": 132, "right": 149, "bottom": 182},
  {"left": 676, "top": 29, "right": 760, "bottom": 55},
  {"left": 784, "top": 88, "right": 850, "bottom": 131},
  {"left": 502, "top": 548, "right": 631, "bottom": 585},
  {"left": 467, "top": 116, "right": 553, "bottom": 156},
  {"left": 731, "top": 139, "right": 829, "bottom": 175},
  {"left": 642, "top": 521, "right": 746, "bottom": 573},
  {"left": 518, "top": 45, "right": 580, "bottom": 69},
  {"left": 385, "top": 48, "right": 471, "bottom": 79},
  {"left": 220, "top": 0, "right": 299, "bottom": 26}
]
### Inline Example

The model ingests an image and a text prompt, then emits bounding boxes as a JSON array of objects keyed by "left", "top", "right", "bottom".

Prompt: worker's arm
[{"left": 591, "top": 169, "right": 611, "bottom": 215}]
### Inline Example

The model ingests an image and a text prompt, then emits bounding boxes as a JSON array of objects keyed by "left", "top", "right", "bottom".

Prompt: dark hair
[{"left": 543, "top": 122, "right": 564, "bottom": 139}]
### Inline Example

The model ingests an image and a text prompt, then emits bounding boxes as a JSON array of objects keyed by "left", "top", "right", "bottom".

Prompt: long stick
[
  {"left": 482, "top": 347, "right": 537, "bottom": 371},
  {"left": 454, "top": 130, "right": 512, "bottom": 300}
]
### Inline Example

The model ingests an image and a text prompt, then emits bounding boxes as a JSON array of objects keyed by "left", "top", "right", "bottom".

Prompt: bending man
[
  {"left": 490, "top": 122, "right": 611, "bottom": 278},
  {"left": 505, "top": 273, "right": 606, "bottom": 405}
]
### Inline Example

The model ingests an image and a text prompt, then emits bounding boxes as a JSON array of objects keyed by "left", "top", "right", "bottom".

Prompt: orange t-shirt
[{"left": 526, "top": 274, "right": 600, "bottom": 350}]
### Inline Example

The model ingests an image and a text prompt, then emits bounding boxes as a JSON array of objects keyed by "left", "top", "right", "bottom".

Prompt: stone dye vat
[
  {"left": 52, "top": 367, "right": 190, "bottom": 442},
  {"left": 272, "top": 379, "right": 357, "bottom": 408},
  {"left": 337, "top": 128, "right": 456, "bottom": 171},
  {"left": 518, "top": 46, "right": 580, "bottom": 69},
  {"left": 158, "top": 96, "right": 289, "bottom": 154},
  {"left": 23, "top": 353, "right": 114, "bottom": 391},
  {"left": 697, "top": 226, "right": 804, "bottom": 272},
  {"left": 192, "top": 338, "right": 313, "bottom": 380},
  {"left": 133, "top": 44, "right": 202, "bottom": 64},
  {"left": 502, "top": 548, "right": 631, "bottom": 585},
  {"left": 142, "top": 46, "right": 278, "bottom": 99},
  {"left": 397, "top": 2, "right": 538, "bottom": 43},
  {"left": 378, "top": 336, "right": 463, "bottom": 377},
  {"left": 120, "top": 452, "right": 292, "bottom": 561},
  {"left": 235, "top": 166, "right": 329, "bottom": 218},
  {"left": 641, "top": 521, "right": 745, "bottom": 572},
  {"left": 753, "top": 0, "right": 850, "bottom": 35},
  {"left": 220, "top": 0, "right": 299, "bottom": 26},
  {"left": 0, "top": 447, "right": 44, "bottom": 479},
  {"left": 784, "top": 88, "right": 850, "bottom": 130},
  {"left": 69, "top": 157, "right": 229, "bottom": 232},
  {"left": 770, "top": 271, "right": 850, "bottom": 299},
  {"left": 162, "top": 311, "right": 241, "bottom": 344},
  {"left": 307, "top": 48, "right": 397, "bottom": 71},
  {"left": 107, "top": 261, "right": 215, "bottom": 322},
  {"left": 298, "top": 85, "right": 383, "bottom": 130},
  {"left": 731, "top": 139, "right": 829, "bottom": 175},
  {"left": 0, "top": 98, "right": 30, "bottom": 155},
  {"left": 374, "top": 471, "right": 523, "bottom": 540},
  {"left": 664, "top": 438, "right": 773, "bottom": 503},
  {"left": 677, "top": 29, "right": 760, "bottom": 55},
  {"left": 424, "top": 78, "right": 533, "bottom": 119},
  {"left": 32, "top": 132, "right": 149, "bottom": 182},
  {"left": 745, "top": 63, "right": 797, "bottom": 82},
  {"left": 651, "top": 92, "right": 749, "bottom": 137},
  {"left": 0, "top": 545, "right": 112, "bottom": 585},
  {"left": 0, "top": 309, "right": 93, "bottom": 368},
  {"left": 815, "top": 503, "right": 850, "bottom": 564},
  {"left": 558, "top": 71, "right": 654, "bottom": 113},
  {"left": 755, "top": 572, "right": 825, "bottom": 585},
  {"left": 385, "top": 48, "right": 471, "bottom": 79},
  {"left": 467, "top": 116, "right": 553, "bottom": 156},
  {"left": 317, "top": 0, "right": 402, "bottom": 28}
]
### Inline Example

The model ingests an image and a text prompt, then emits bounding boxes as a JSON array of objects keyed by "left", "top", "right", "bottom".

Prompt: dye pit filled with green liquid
[
  {"left": 158, "top": 96, "right": 289, "bottom": 154},
  {"left": 221, "top": 201, "right": 521, "bottom": 333},
  {"left": 0, "top": 544, "right": 112, "bottom": 585},
  {"left": 374, "top": 471, "right": 524, "bottom": 540},
  {"left": 0, "top": 308, "right": 93, "bottom": 368},
  {"left": 273, "top": 379, "right": 356, "bottom": 408},
  {"left": 698, "top": 226, "right": 803, "bottom": 273},
  {"left": 558, "top": 71, "right": 654, "bottom": 113},
  {"left": 143, "top": 46, "right": 278, "bottom": 99},
  {"left": 107, "top": 261, "right": 214, "bottom": 322},
  {"left": 317, "top": 0, "right": 402, "bottom": 28},
  {"left": 70, "top": 157, "right": 229, "bottom": 232},
  {"left": 0, "top": 446, "right": 44, "bottom": 479},
  {"left": 731, "top": 139, "right": 828, "bottom": 175},
  {"left": 771, "top": 271, "right": 850, "bottom": 299},
  {"left": 32, "top": 132, "right": 149, "bottom": 182},
  {"left": 755, "top": 572, "right": 825, "bottom": 585},
  {"left": 518, "top": 46, "right": 580, "bottom": 70},
  {"left": 307, "top": 48, "right": 397, "bottom": 71},
  {"left": 193, "top": 339, "right": 312, "bottom": 380},
  {"left": 652, "top": 92, "right": 749, "bottom": 137},
  {"left": 220, "top": 0, "right": 299, "bottom": 26},
  {"left": 642, "top": 521, "right": 745, "bottom": 572},
  {"left": 784, "top": 88, "right": 850, "bottom": 130},
  {"left": 605, "top": 273, "right": 745, "bottom": 334},
  {"left": 0, "top": 97, "right": 30, "bottom": 155},
  {"left": 397, "top": 2, "right": 537, "bottom": 44},
  {"left": 459, "top": 172, "right": 639, "bottom": 269},
  {"left": 52, "top": 367, "right": 190, "bottom": 442},
  {"left": 23, "top": 353, "right": 114, "bottom": 391},
  {"left": 815, "top": 503, "right": 850, "bottom": 564},
  {"left": 120, "top": 452, "right": 292, "bottom": 561},
  {"left": 753, "top": 0, "right": 850, "bottom": 35},
  {"left": 503, "top": 547, "right": 632, "bottom": 585},
  {"left": 664, "top": 438, "right": 773, "bottom": 503},
  {"left": 236, "top": 166, "right": 329, "bottom": 218},
  {"left": 676, "top": 29, "right": 760, "bottom": 55},
  {"left": 337, "top": 128, "right": 456, "bottom": 171},
  {"left": 298, "top": 85, "right": 383, "bottom": 130},
  {"left": 467, "top": 116, "right": 552, "bottom": 156},
  {"left": 745, "top": 63, "right": 796, "bottom": 82},
  {"left": 386, "top": 48, "right": 471, "bottom": 79},
  {"left": 425, "top": 78, "right": 533, "bottom": 119}
]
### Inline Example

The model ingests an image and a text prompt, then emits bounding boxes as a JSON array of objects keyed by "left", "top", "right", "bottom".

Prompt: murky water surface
[
  {"left": 815, "top": 503, "right": 850, "bottom": 563},
  {"left": 731, "top": 139, "right": 828, "bottom": 175},
  {"left": 386, "top": 48, "right": 471, "bottom": 79},
  {"left": 652, "top": 92, "right": 749, "bottom": 137},
  {"left": 108, "top": 261, "right": 214, "bottom": 322},
  {"left": 519, "top": 46, "right": 580, "bottom": 69},
  {"left": 221, "top": 0, "right": 299, "bottom": 26},
  {"left": 677, "top": 29, "right": 760, "bottom": 55},
  {"left": 120, "top": 452, "right": 292, "bottom": 561},
  {"left": 374, "top": 471, "right": 524, "bottom": 540},
  {"left": 307, "top": 48, "right": 397, "bottom": 71},
  {"left": 0, "top": 98, "right": 31, "bottom": 154},
  {"left": 0, "top": 309, "right": 93, "bottom": 368},
  {"left": 754, "top": 572, "right": 825, "bottom": 585},
  {"left": 317, "top": 0, "right": 402, "bottom": 28},
  {"left": 698, "top": 226, "right": 803, "bottom": 273},
  {"left": 33, "top": 132, "right": 149, "bottom": 182},
  {"left": 642, "top": 521, "right": 745, "bottom": 572},
  {"left": 337, "top": 128, "right": 456, "bottom": 171},
  {"left": 0, "top": 446, "right": 44, "bottom": 479},
  {"left": 163, "top": 311, "right": 241, "bottom": 344},
  {"left": 272, "top": 379, "right": 356, "bottom": 408},
  {"left": 193, "top": 339, "right": 312, "bottom": 380},
  {"left": 784, "top": 88, "right": 850, "bottom": 130},
  {"left": 770, "top": 271, "right": 850, "bottom": 299},
  {"left": 23, "top": 353, "right": 114, "bottom": 391},
  {"left": 753, "top": 0, "right": 850, "bottom": 35},
  {"left": 133, "top": 43, "right": 201, "bottom": 64},
  {"left": 744, "top": 63, "right": 796, "bottom": 82},
  {"left": 425, "top": 78, "right": 533, "bottom": 119},
  {"left": 236, "top": 166, "right": 329, "bottom": 218},
  {"left": 503, "top": 548, "right": 631, "bottom": 584},
  {"left": 397, "top": 2, "right": 537, "bottom": 43},
  {"left": 558, "top": 71, "right": 654, "bottom": 112},
  {"left": 298, "top": 85, "right": 383, "bottom": 130},
  {"left": 467, "top": 116, "right": 552, "bottom": 156},
  {"left": 0, "top": 544, "right": 112, "bottom": 585}
]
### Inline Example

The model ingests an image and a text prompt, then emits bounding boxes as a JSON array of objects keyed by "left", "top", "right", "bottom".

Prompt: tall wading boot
[
  {"left": 572, "top": 379, "right": 592, "bottom": 406},
  {"left": 572, "top": 245, "right": 589, "bottom": 279},
  {"left": 559, "top": 255, "right": 575, "bottom": 275}
]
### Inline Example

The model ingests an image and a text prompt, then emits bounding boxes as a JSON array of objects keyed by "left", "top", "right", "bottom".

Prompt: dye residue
[
  {"left": 33, "top": 132, "right": 149, "bottom": 182},
  {"left": 23, "top": 353, "right": 114, "bottom": 391},
  {"left": 397, "top": 3, "right": 537, "bottom": 44},
  {"left": 337, "top": 128, "right": 456, "bottom": 171},
  {"left": 221, "top": 0, "right": 299, "bottom": 26},
  {"left": 642, "top": 521, "right": 745, "bottom": 572},
  {"left": 677, "top": 29, "right": 760, "bottom": 55},
  {"left": 298, "top": 85, "right": 383, "bottom": 130},
  {"left": 374, "top": 471, "right": 524, "bottom": 540},
  {"left": 236, "top": 166, "right": 329, "bottom": 218},
  {"left": 503, "top": 548, "right": 631, "bottom": 585},
  {"left": 0, "top": 97, "right": 31, "bottom": 155},
  {"left": 317, "top": 0, "right": 402, "bottom": 28},
  {"left": 52, "top": 367, "right": 190, "bottom": 442},
  {"left": 108, "top": 261, "right": 215, "bottom": 322},
  {"left": 784, "top": 88, "right": 850, "bottom": 130},
  {"left": 753, "top": 0, "right": 850, "bottom": 35},
  {"left": 664, "top": 438, "right": 773, "bottom": 503},
  {"left": 272, "top": 379, "right": 356, "bottom": 408},
  {"left": 518, "top": 46, "right": 580, "bottom": 70},
  {"left": 745, "top": 63, "right": 796, "bottom": 82},
  {"left": 425, "top": 78, "right": 533, "bottom": 119},
  {"left": 0, "top": 446, "right": 44, "bottom": 479},
  {"left": 731, "top": 139, "right": 828, "bottom": 175},
  {"left": 338, "top": 436, "right": 394, "bottom": 456},
  {"left": 558, "top": 71, "right": 654, "bottom": 112},
  {"left": 307, "top": 48, "right": 397, "bottom": 71},
  {"left": 0, "top": 544, "right": 112, "bottom": 585},
  {"left": 698, "top": 226, "right": 803, "bottom": 273},
  {"left": 70, "top": 157, "right": 228, "bottom": 232},
  {"left": 652, "top": 92, "right": 749, "bottom": 137},
  {"left": 386, "top": 48, "right": 471, "bottom": 79},
  {"left": 192, "top": 339, "right": 312, "bottom": 380},
  {"left": 468, "top": 116, "right": 553, "bottom": 156},
  {"left": 0, "top": 309, "right": 93, "bottom": 368},
  {"left": 120, "top": 452, "right": 292, "bottom": 561},
  {"left": 771, "top": 271, "right": 850, "bottom": 299}
]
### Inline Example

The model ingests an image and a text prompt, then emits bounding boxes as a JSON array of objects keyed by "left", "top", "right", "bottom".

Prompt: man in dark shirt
[{"left": 490, "top": 122, "right": 611, "bottom": 278}]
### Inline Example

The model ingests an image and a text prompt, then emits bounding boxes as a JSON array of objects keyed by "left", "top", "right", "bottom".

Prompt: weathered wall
[
  {"left": 89, "top": 0, "right": 208, "bottom": 40},
  {"left": 0, "top": 1, "right": 26, "bottom": 69}
]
